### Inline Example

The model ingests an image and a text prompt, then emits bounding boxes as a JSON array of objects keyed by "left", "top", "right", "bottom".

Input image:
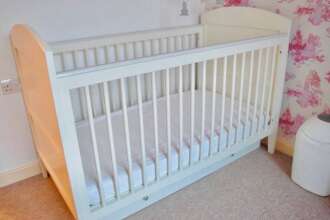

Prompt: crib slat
[
  {"left": 112, "top": 80, "right": 121, "bottom": 112},
  {"left": 124, "top": 43, "right": 130, "bottom": 60},
  {"left": 189, "top": 34, "right": 193, "bottom": 49},
  {"left": 166, "top": 68, "right": 172, "bottom": 175},
  {"left": 146, "top": 70, "right": 152, "bottom": 101},
  {"left": 151, "top": 72, "right": 160, "bottom": 180},
  {"left": 72, "top": 51, "right": 77, "bottom": 69},
  {"left": 141, "top": 41, "right": 146, "bottom": 57},
  {"left": 259, "top": 47, "right": 270, "bottom": 132},
  {"left": 122, "top": 44, "right": 129, "bottom": 105},
  {"left": 98, "top": 82, "right": 105, "bottom": 116},
  {"left": 124, "top": 44, "right": 135, "bottom": 106},
  {"left": 120, "top": 78, "right": 133, "bottom": 192},
  {"left": 60, "top": 53, "right": 65, "bottom": 72},
  {"left": 103, "top": 82, "right": 120, "bottom": 199},
  {"left": 220, "top": 56, "right": 227, "bottom": 150},
  {"left": 159, "top": 39, "right": 162, "bottom": 55},
  {"left": 252, "top": 49, "right": 263, "bottom": 134},
  {"left": 190, "top": 63, "right": 195, "bottom": 165},
  {"left": 104, "top": 46, "right": 109, "bottom": 64},
  {"left": 84, "top": 86, "right": 106, "bottom": 206},
  {"left": 114, "top": 45, "right": 119, "bottom": 62},
  {"left": 146, "top": 40, "right": 151, "bottom": 56},
  {"left": 132, "top": 42, "right": 137, "bottom": 59},
  {"left": 245, "top": 50, "right": 255, "bottom": 138},
  {"left": 174, "top": 36, "right": 178, "bottom": 51},
  {"left": 166, "top": 37, "right": 171, "bottom": 53},
  {"left": 181, "top": 36, "right": 185, "bottom": 50},
  {"left": 151, "top": 39, "right": 155, "bottom": 56},
  {"left": 238, "top": 52, "right": 246, "bottom": 140},
  {"left": 179, "top": 65, "right": 183, "bottom": 170},
  {"left": 78, "top": 88, "right": 87, "bottom": 120},
  {"left": 94, "top": 48, "right": 99, "bottom": 66},
  {"left": 200, "top": 61, "right": 206, "bottom": 160},
  {"left": 136, "top": 75, "right": 147, "bottom": 185},
  {"left": 266, "top": 46, "right": 278, "bottom": 128},
  {"left": 210, "top": 58, "right": 218, "bottom": 156},
  {"left": 83, "top": 49, "right": 88, "bottom": 67},
  {"left": 229, "top": 54, "right": 237, "bottom": 145}
]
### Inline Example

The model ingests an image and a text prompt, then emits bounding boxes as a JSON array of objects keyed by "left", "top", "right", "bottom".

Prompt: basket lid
[{"left": 300, "top": 114, "right": 330, "bottom": 144}]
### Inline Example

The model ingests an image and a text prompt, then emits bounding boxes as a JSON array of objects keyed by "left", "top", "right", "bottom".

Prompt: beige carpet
[{"left": 1, "top": 147, "right": 329, "bottom": 220}]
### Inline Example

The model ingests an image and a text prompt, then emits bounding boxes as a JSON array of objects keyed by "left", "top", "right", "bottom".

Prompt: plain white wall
[{"left": 0, "top": 0, "right": 201, "bottom": 173}]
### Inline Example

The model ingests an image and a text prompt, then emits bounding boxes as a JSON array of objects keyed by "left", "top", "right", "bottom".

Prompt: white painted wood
[
  {"left": 179, "top": 65, "right": 183, "bottom": 170},
  {"left": 151, "top": 72, "right": 160, "bottom": 180},
  {"left": 220, "top": 56, "right": 228, "bottom": 149},
  {"left": 229, "top": 54, "right": 237, "bottom": 145},
  {"left": 85, "top": 86, "right": 106, "bottom": 206},
  {"left": 266, "top": 46, "right": 278, "bottom": 129},
  {"left": 94, "top": 48, "right": 99, "bottom": 65},
  {"left": 51, "top": 25, "right": 203, "bottom": 54},
  {"left": 268, "top": 38, "right": 291, "bottom": 153},
  {"left": 259, "top": 47, "right": 270, "bottom": 132},
  {"left": 245, "top": 50, "right": 254, "bottom": 138},
  {"left": 60, "top": 53, "right": 66, "bottom": 72},
  {"left": 52, "top": 25, "right": 203, "bottom": 95},
  {"left": 200, "top": 61, "right": 207, "bottom": 160},
  {"left": 57, "top": 34, "right": 286, "bottom": 90},
  {"left": 190, "top": 63, "right": 195, "bottom": 165},
  {"left": 83, "top": 49, "right": 88, "bottom": 67},
  {"left": 165, "top": 68, "right": 172, "bottom": 175},
  {"left": 238, "top": 52, "right": 246, "bottom": 139},
  {"left": 103, "top": 82, "right": 120, "bottom": 198},
  {"left": 54, "top": 89, "right": 91, "bottom": 219},
  {"left": 120, "top": 78, "right": 133, "bottom": 192},
  {"left": 252, "top": 49, "right": 263, "bottom": 135},
  {"left": 136, "top": 75, "right": 147, "bottom": 186},
  {"left": 78, "top": 88, "right": 87, "bottom": 120},
  {"left": 210, "top": 58, "right": 218, "bottom": 155}
]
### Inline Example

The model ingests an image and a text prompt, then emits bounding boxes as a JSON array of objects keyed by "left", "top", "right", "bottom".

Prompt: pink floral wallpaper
[{"left": 203, "top": 0, "right": 330, "bottom": 148}]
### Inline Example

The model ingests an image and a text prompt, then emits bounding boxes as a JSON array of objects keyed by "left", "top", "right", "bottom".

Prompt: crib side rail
[
  {"left": 56, "top": 34, "right": 286, "bottom": 88},
  {"left": 51, "top": 25, "right": 203, "bottom": 74},
  {"left": 53, "top": 33, "right": 289, "bottom": 218},
  {"left": 51, "top": 25, "right": 203, "bottom": 53}
]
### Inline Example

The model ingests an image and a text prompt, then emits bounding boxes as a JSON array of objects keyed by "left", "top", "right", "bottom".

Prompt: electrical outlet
[{"left": 0, "top": 79, "right": 20, "bottom": 95}]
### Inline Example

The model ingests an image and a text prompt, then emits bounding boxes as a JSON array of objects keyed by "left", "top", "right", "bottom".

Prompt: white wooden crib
[{"left": 11, "top": 7, "right": 291, "bottom": 220}]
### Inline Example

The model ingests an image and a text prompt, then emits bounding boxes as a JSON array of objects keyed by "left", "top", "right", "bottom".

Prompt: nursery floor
[{"left": 1, "top": 147, "right": 329, "bottom": 220}]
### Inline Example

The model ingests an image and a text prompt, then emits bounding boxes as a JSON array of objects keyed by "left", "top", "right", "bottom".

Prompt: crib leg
[
  {"left": 27, "top": 114, "right": 48, "bottom": 178},
  {"left": 268, "top": 127, "right": 278, "bottom": 154},
  {"left": 39, "top": 158, "right": 48, "bottom": 178}
]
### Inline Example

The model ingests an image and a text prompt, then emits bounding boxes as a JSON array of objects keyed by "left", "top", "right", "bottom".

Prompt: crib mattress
[{"left": 76, "top": 90, "right": 266, "bottom": 207}]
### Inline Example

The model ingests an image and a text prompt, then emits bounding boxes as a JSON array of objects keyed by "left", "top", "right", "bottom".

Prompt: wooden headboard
[{"left": 201, "top": 7, "right": 292, "bottom": 45}]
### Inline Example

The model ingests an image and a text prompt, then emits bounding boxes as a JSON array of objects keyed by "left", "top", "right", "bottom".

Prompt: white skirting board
[
  {"left": 0, "top": 160, "right": 41, "bottom": 187},
  {"left": 94, "top": 141, "right": 260, "bottom": 220}
]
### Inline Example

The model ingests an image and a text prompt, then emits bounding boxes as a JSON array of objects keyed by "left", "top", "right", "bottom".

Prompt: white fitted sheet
[{"left": 76, "top": 90, "right": 266, "bottom": 207}]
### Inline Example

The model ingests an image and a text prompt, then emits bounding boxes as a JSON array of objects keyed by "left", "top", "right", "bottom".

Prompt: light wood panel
[{"left": 10, "top": 25, "right": 76, "bottom": 218}]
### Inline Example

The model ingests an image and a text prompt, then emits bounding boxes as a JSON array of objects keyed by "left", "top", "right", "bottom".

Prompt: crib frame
[{"left": 11, "top": 7, "right": 291, "bottom": 220}]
